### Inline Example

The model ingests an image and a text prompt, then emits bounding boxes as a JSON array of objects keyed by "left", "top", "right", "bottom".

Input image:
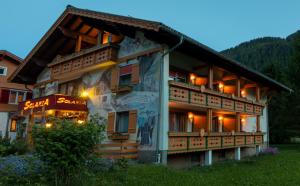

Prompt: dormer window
[{"left": 0, "top": 66, "right": 7, "bottom": 76}]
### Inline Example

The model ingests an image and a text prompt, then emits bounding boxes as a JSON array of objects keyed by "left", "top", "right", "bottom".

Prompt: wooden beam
[
  {"left": 193, "top": 64, "right": 207, "bottom": 71},
  {"left": 256, "top": 86, "right": 260, "bottom": 101},
  {"left": 206, "top": 108, "right": 212, "bottom": 133},
  {"left": 236, "top": 113, "right": 241, "bottom": 132},
  {"left": 236, "top": 78, "right": 241, "bottom": 97},
  {"left": 223, "top": 75, "right": 237, "bottom": 81},
  {"left": 75, "top": 35, "right": 82, "bottom": 52},
  {"left": 32, "top": 58, "right": 49, "bottom": 67},
  {"left": 208, "top": 65, "right": 213, "bottom": 89},
  {"left": 70, "top": 17, "right": 83, "bottom": 30},
  {"left": 58, "top": 27, "right": 97, "bottom": 45},
  {"left": 256, "top": 115, "right": 261, "bottom": 132}
]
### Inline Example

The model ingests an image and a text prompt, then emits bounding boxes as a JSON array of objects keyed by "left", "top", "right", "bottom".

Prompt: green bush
[
  {"left": 32, "top": 114, "right": 105, "bottom": 186},
  {"left": 0, "top": 138, "right": 29, "bottom": 157}
]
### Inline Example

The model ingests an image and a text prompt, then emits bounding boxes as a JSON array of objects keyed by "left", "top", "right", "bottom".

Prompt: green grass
[{"left": 95, "top": 144, "right": 300, "bottom": 186}]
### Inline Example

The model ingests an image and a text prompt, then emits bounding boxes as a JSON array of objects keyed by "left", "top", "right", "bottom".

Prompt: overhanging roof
[{"left": 9, "top": 5, "right": 291, "bottom": 92}]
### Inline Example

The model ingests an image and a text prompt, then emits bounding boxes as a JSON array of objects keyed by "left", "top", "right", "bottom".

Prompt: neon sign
[
  {"left": 56, "top": 97, "right": 86, "bottom": 105},
  {"left": 23, "top": 99, "right": 49, "bottom": 111}
]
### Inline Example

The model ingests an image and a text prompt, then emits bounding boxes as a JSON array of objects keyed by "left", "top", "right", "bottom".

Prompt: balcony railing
[
  {"left": 168, "top": 132, "right": 263, "bottom": 154},
  {"left": 169, "top": 81, "right": 264, "bottom": 115},
  {"left": 48, "top": 44, "right": 119, "bottom": 77}
]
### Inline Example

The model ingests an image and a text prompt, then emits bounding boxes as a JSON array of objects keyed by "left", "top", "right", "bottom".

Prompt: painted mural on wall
[{"left": 82, "top": 32, "right": 162, "bottom": 150}]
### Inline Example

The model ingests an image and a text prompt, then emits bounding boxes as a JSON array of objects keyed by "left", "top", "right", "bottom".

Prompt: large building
[
  {"left": 0, "top": 50, "right": 32, "bottom": 139},
  {"left": 10, "top": 6, "right": 290, "bottom": 166}
]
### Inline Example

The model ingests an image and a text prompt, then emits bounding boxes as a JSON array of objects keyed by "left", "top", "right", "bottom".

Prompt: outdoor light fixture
[
  {"left": 218, "top": 82, "right": 224, "bottom": 92},
  {"left": 77, "top": 120, "right": 84, "bottom": 124},
  {"left": 188, "top": 112, "right": 194, "bottom": 121},
  {"left": 241, "top": 118, "right": 246, "bottom": 123},
  {"left": 46, "top": 110, "right": 54, "bottom": 115},
  {"left": 241, "top": 90, "right": 246, "bottom": 97},
  {"left": 80, "top": 90, "right": 89, "bottom": 98},
  {"left": 45, "top": 123, "right": 52, "bottom": 128},
  {"left": 190, "top": 74, "right": 196, "bottom": 84},
  {"left": 218, "top": 116, "right": 224, "bottom": 121}
]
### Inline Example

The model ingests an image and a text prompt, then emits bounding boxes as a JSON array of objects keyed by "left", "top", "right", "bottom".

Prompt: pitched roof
[
  {"left": 9, "top": 5, "right": 291, "bottom": 92},
  {"left": 0, "top": 50, "right": 23, "bottom": 64}
]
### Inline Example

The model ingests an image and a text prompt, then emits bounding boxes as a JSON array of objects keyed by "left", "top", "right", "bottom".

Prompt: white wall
[{"left": 0, "top": 112, "right": 9, "bottom": 138}]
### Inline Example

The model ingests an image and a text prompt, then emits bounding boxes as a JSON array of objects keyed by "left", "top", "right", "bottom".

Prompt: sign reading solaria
[
  {"left": 56, "top": 97, "right": 86, "bottom": 105},
  {"left": 23, "top": 99, "right": 49, "bottom": 111}
]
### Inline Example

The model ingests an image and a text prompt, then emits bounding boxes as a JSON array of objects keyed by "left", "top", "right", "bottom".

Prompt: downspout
[{"left": 156, "top": 35, "right": 184, "bottom": 163}]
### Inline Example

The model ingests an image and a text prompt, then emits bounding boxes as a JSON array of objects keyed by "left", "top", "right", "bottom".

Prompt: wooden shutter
[
  {"left": 128, "top": 110, "right": 137, "bottom": 133},
  {"left": 131, "top": 63, "right": 140, "bottom": 84},
  {"left": 110, "top": 67, "right": 119, "bottom": 92},
  {"left": 0, "top": 89, "right": 10, "bottom": 103},
  {"left": 107, "top": 112, "right": 116, "bottom": 134}
]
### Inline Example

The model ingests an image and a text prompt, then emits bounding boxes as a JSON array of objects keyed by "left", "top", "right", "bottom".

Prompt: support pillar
[
  {"left": 235, "top": 147, "right": 241, "bottom": 161},
  {"left": 236, "top": 113, "right": 241, "bottom": 132},
  {"left": 208, "top": 65, "right": 213, "bottom": 90},
  {"left": 159, "top": 48, "right": 169, "bottom": 165},
  {"left": 256, "top": 145, "right": 261, "bottom": 155},
  {"left": 218, "top": 119, "right": 223, "bottom": 133},
  {"left": 206, "top": 108, "right": 212, "bottom": 133},
  {"left": 205, "top": 150, "right": 212, "bottom": 166},
  {"left": 236, "top": 78, "right": 241, "bottom": 97},
  {"left": 75, "top": 35, "right": 82, "bottom": 52},
  {"left": 256, "top": 115, "right": 261, "bottom": 132}
]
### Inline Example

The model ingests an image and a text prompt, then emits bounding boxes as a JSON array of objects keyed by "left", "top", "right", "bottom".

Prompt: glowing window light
[{"left": 45, "top": 123, "right": 52, "bottom": 128}]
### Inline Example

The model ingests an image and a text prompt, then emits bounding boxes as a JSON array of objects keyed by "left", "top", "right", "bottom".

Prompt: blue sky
[{"left": 1, "top": 0, "right": 300, "bottom": 59}]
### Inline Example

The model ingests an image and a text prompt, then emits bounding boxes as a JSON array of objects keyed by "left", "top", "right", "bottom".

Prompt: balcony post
[
  {"left": 236, "top": 77, "right": 241, "bottom": 97},
  {"left": 206, "top": 108, "right": 212, "bottom": 132},
  {"left": 236, "top": 113, "right": 241, "bottom": 132},
  {"left": 75, "top": 35, "right": 82, "bottom": 52},
  {"left": 256, "top": 115, "right": 261, "bottom": 132},
  {"left": 256, "top": 85, "right": 260, "bottom": 102},
  {"left": 218, "top": 119, "right": 223, "bottom": 133},
  {"left": 208, "top": 65, "right": 213, "bottom": 90}
]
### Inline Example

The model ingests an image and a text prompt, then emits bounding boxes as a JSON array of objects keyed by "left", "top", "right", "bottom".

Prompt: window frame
[
  {"left": 0, "top": 66, "right": 8, "bottom": 76},
  {"left": 115, "top": 111, "right": 129, "bottom": 133},
  {"left": 8, "top": 90, "right": 27, "bottom": 104}
]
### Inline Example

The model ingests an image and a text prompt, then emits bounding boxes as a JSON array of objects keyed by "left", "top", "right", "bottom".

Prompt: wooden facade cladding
[
  {"left": 169, "top": 81, "right": 264, "bottom": 115},
  {"left": 168, "top": 132, "right": 264, "bottom": 153},
  {"left": 48, "top": 44, "right": 119, "bottom": 78}
]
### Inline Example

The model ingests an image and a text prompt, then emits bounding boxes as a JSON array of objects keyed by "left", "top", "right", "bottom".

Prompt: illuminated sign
[
  {"left": 19, "top": 95, "right": 88, "bottom": 113},
  {"left": 56, "top": 97, "right": 86, "bottom": 105},
  {"left": 24, "top": 99, "right": 49, "bottom": 111}
]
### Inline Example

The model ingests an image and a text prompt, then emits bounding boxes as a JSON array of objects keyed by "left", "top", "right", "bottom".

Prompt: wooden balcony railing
[
  {"left": 48, "top": 44, "right": 119, "bottom": 78},
  {"left": 95, "top": 141, "right": 138, "bottom": 159},
  {"left": 169, "top": 81, "right": 264, "bottom": 115},
  {"left": 168, "top": 132, "right": 263, "bottom": 154}
]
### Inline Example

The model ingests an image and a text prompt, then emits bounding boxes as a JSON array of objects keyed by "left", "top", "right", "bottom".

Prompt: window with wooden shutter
[
  {"left": 128, "top": 110, "right": 137, "bottom": 133},
  {"left": 107, "top": 112, "right": 116, "bottom": 134},
  {"left": 110, "top": 67, "right": 119, "bottom": 92},
  {"left": 131, "top": 64, "right": 139, "bottom": 84}
]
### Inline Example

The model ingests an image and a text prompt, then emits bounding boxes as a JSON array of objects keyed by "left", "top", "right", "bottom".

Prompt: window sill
[{"left": 112, "top": 85, "right": 133, "bottom": 93}]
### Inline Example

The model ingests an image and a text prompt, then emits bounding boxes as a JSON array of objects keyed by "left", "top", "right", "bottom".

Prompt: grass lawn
[{"left": 96, "top": 144, "right": 300, "bottom": 186}]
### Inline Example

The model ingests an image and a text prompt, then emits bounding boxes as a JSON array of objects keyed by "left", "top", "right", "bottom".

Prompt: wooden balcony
[
  {"left": 48, "top": 44, "right": 119, "bottom": 78},
  {"left": 169, "top": 81, "right": 264, "bottom": 115},
  {"left": 168, "top": 132, "right": 264, "bottom": 154},
  {"left": 95, "top": 141, "right": 138, "bottom": 159}
]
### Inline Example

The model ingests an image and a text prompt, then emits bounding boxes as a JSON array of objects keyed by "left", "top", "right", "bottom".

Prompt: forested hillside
[{"left": 221, "top": 31, "right": 300, "bottom": 143}]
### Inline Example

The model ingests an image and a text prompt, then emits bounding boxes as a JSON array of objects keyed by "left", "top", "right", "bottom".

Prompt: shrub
[
  {"left": 0, "top": 138, "right": 29, "bottom": 157},
  {"left": 32, "top": 114, "right": 105, "bottom": 186}
]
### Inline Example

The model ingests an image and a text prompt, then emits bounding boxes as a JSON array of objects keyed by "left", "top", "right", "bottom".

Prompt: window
[
  {"left": 169, "top": 112, "right": 187, "bottom": 132},
  {"left": 116, "top": 112, "right": 129, "bottom": 133},
  {"left": 0, "top": 66, "right": 7, "bottom": 76},
  {"left": 119, "top": 65, "right": 132, "bottom": 86},
  {"left": 10, "top": 119, "right": 17, "bottom": 132},
  {"left": 8, "top": 90, "right": 27, "bottom": 104}
]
